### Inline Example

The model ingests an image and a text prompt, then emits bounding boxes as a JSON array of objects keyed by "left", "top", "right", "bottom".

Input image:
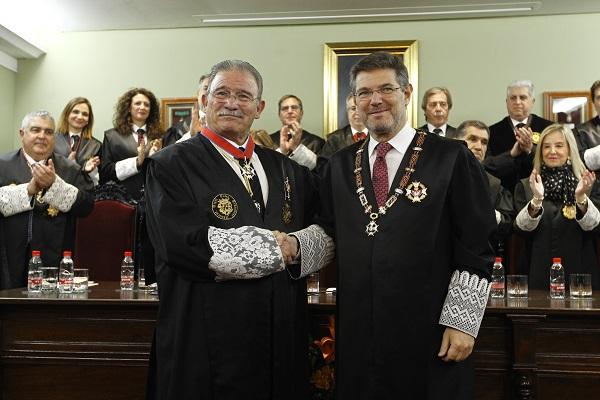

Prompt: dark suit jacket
[
  {"left": 0, "top": 151, "right": 94, "bottom": 289},
  {"left": 100, "top": 128, "right": 149, "bottom": 200},
  {"left": 163, "top": 117, "right": 191, "bottom": 147},
  {"left": 419, "top": 123, "right": 458, "bottom": 139},
  {"left": 270, "top": 129, "right": 325, "bottom": 154},
  {"left": 575, "top": 116, "right": 600, "bottom": 170},
  {"left": 486, "top": 171, "right": 514, "bottom": 253},
  {"left": 54, "top": 132, "right": 102, "bottom": 168},
  {"left": 484, "top": 114, "right": 552, "bottom": 191},
  {"left": 320, "top": 125, "right": 356, "bottom": 159}
]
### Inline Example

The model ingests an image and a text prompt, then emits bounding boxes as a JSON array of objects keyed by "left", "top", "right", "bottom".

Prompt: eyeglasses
[
  {"left": 210, "top": 90, "right": 258, "bottom": 105},
  {"left": 280, "top": 105, "right": 301, "bottom": 112},
  {"left": 354, "top": 86, "right": 402, "bottom": 101}
]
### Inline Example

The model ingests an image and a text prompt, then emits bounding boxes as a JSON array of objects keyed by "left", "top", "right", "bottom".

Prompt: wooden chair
[{"left": 74, "top": 183, "right": 137, "bottom": 281}]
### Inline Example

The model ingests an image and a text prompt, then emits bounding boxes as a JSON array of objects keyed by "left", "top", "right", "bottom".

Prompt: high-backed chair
[{"left": 74, "top": 183, "right": 137, "bottom": 281}]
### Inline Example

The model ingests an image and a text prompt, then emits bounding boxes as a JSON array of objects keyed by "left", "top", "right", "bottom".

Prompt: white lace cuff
[
  {"left": 584, "top": 146, "right": 600, "bottom": 171},
  {"left": 495, "top": 209, "right": 501, "bottom": 225},
  {"left": 115, "top": 157, "right": 139, "bottom": 181},
  {"left": 288, "top": 224, "right": 335, "bottom": 279},
  {"left": 439, "top": 270, "right": 491, "bottom": 338},
  {"left": 207, "top": 226, "right": 285, "bottom": 281},
  {"left": 0, "top": 183, "right": 33, "bottom": 216},
  {"left": 515, "top": 203, "right": 542, "bottom": 231},
  {"left": 40, "top": 175, "right": 78, "bottom": 212},
  {"left": 288, "top": 144, "right": 317, "bottom": 170},
  {"left": 577, "top": 199, "right": 600, "bottom": 231}
]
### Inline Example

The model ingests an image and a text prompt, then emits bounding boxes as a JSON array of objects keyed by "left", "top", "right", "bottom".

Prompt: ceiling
[{"left": 1, "top": 0, "right": 600, "bottom": 69}]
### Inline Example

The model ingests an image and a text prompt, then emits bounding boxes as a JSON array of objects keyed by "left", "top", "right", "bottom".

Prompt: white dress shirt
[{"left": 368, "top": 122, "right": 416, "bottom": 190}]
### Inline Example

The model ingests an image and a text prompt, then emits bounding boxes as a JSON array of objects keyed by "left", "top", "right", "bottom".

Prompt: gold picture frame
[
  {"left": 323, "top": 40, "right": 418, "bottom": 135},
  {"left": 160, "top": 97, "right": 196, "bottom": 131},
  {"left": 543, "top": 91, "right": 595, "bottom": 128}
]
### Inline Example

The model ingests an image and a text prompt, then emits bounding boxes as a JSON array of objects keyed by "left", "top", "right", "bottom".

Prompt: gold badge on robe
[
  {"left": 282, "top": 177, "right": 293, "bottom": 224},
  {"left": 282, "top": 202, "right": 293, "bottom": 224},
  {"left": 531, "top": 132, "right": 540, "bottom": 145},
  {"left": 562, "top": 205, "right": 576, "bottom": 220},
  {"left": 211, "top": 194, "right": 238, "bottom": 220},
  {"left": 405, "top": 181, "right": 428, "bottom": 203},
  {"left": 47, "top": 206, "right": 59, "bottom": 217}
]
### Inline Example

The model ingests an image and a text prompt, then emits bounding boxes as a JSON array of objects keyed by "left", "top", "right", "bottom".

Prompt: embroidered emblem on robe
[{"left": 212, "top": 194, "right": 238, "bottom": 220}]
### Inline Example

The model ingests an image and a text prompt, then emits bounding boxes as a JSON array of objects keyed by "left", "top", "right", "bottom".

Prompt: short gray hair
[
  {"left": 21, "top": 110, "right": 55, "bottom": 130},
  {"left": 507, "top": 80, "right": 534, "bottom": 98},
  {"left": 456, "top": 120, "right": 489, "bottom": 140},
  {"left": 207, "top": 60, "right": 263, "bottom": 100}
]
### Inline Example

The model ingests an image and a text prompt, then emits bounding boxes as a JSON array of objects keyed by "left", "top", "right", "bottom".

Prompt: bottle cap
[
  {"left": 495, "top": 257, "right": 502, "bottom": 263},
  {"left": 552, "top": 257, "right": 561, "bottom": 263},
  {"left": 63, "top": 250, "right": 72, "bottom": 257},
  {"left": 124, "top": 251, "right": 132, "bottom": 257},
  {"left": 32, "top": 250, "right": 41, "bottom": 257}
]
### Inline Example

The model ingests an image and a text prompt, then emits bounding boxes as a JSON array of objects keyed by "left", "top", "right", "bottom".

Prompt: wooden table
[
  {"left": 0, "top": 282, "right": 158, "bottom": 400},
  {"left": 1, "top": 285, "right": 600, "bottom": 399},
  {"left": 308, "top": 290, "right": 600, "bottom": 400}
]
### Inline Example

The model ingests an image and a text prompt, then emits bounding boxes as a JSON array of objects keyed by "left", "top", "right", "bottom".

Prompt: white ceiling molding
[
  {"left": 0, "top": 24, "right": 45, "bottom": 60},
  {"left": 0, "top": 50, "right": 17, "bottom": 72}
]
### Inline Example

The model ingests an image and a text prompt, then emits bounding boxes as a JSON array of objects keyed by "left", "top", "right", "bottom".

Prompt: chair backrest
[{"left": 74, "top": 199, "right": 136, "bottom": 281}]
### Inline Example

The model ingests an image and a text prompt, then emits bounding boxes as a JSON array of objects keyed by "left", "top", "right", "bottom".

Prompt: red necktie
[
  {"left": 372, "top": 142, "right": 392, "bottom": 208},
  {"left": 354, "top": 131, "right": 367, "bottom": 142},
  {"left": 137, "top": 129, "right": 145, "bottom": 146}
]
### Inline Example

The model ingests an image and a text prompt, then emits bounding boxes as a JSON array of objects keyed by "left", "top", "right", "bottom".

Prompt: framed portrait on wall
[
  {"left": 323, "top": 40, "right": 418, "bottom": 135},
  {"left": 160, "top": 97, "right": 196, "bottom": 131},
  {"left": 543, "top": 91, "right": 596, "bottom": 129}
]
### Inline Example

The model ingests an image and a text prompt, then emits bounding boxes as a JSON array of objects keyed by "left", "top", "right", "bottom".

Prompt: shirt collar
[
  {"left": 510, "top": 117, "right": 528, "bottom": 127},
  {"left": 350, "top": 126, "right": 368, "bottom": 135},
  {"left": 368, "top": 122, "right": 415, "bottom": 157},
  {"left": 133, "top": 124, "right": 147, "bottom": 133},
  {"left": 22, "top": 149, "right": 46, "bottom": 166},
  {"left": 427, "top": 123, "right": 447, "bottom": 134}
]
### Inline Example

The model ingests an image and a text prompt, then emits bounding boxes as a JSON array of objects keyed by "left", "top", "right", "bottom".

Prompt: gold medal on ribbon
[
  {"left": 562, "top": 205, "right": 576, "bottom": 220},
  {"left": 405, "top": 181, "right": 428, "bottom": 203},
  {"left": 211, "top": 194, "right": 238, "bottom": 220},
  {"left": 47, "top": 206, "right": 59, "bottom": 217},
  {"left": 282, "top": 202, "right": 293, "bottom": 224},
  {"left": 531, "top": 132, "right": 540, "bottom": 145}
]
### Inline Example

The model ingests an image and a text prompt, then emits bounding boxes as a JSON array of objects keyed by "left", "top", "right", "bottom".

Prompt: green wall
[
  {"left": 2, "top": 12, "right": 600, "bottom": 152},
  {"left": 0, "top": 65, "right": 16, "bottom": 151}
]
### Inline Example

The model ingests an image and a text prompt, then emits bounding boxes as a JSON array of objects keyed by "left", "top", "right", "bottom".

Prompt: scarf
[{"left": 540, "top": 163, "right": 577, "bottom": 206}]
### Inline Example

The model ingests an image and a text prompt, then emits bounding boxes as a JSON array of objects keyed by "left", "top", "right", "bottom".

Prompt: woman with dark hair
[
  {"left": 100, "top": 88, "right": 163, "bottom": 199},
  {"left": 100, "top": 88, "right": 163, "bottom": 285},
  {"left": 514, "top": 123, "right": 600, "bottom": 289},
  {"left": 55, "top": 97, "right": 102, "bottom": 185}
]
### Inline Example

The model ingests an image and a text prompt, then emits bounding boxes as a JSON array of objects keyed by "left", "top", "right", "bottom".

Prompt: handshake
[{"left": 273, "top": 231, "right": 300, "bottom": 264}]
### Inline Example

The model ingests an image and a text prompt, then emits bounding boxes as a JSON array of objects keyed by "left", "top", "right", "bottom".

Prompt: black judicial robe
[
  {"left": 514, "top": 179, "right": 600, "bottom": 290},
  {"left": 319, "top": 133, "right": 495, "bottom": 400},
  {"left": 100, "top": 128, "right": 147, "bottom": 200},
  {"left": 54, "top": 132, "right": 102, "bottom": 168},
  {"left": 0, "top": 150, "right": 94, "bottom": 289},
  {"left": 144, "top": 134, "right": 319, "bottom": 400}
]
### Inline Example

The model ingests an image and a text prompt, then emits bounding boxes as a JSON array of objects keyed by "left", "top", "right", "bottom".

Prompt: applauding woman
[
  {"left": 55, "top": 97, "right": 102, "bottom": 185},
  {"left": 100, "top": 88, "right": 163, "bottom": 200},
  {"left": 514, "top": 124, "right": 600, "bottom": 289}
]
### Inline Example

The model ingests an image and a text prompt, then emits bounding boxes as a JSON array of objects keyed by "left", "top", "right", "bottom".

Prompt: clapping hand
[
  {"left": 31, "top": 159, "right": 56, "bottom": 190},
  {"left": 279, "top": 121, "right": 302, "bottom": 155},
  {"left": 529, "top": 169, "right": 544, "bottom": 199},
  {"left": 84, "top": 156, "right": 100, "bottom": 173},
  {"left": 149, "top": 139, "right": 162, "bottom": 156},
  {"left": 575, "top": 169, "right": 596, "bottom": 202},
  {"left": 511, "top": 126, "right": 534, "bottom": 157}
]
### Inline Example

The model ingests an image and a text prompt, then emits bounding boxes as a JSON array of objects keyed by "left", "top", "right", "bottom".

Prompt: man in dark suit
[
  {"left": 575, "top": 80, "right": 600, "bottom": 174},
  {"left": 319, "top": 93, "right": 368, "bottom": 160},
  {"left": 0, "top": 110, "right": 94, "bottom": 289},
  {"left": 419, "top": 87, "right": 457, "bottom": 138},
  {"left": 484, "top": 80, "right": 552, "bottom": 191},
  {"left": 456, "top": 120, "right": 514, "bottom": 255},
  {"left": 162, "top": 74, "right": 210, "bottom": 146},
  {"left": 270, "top": 94, "right": 325, "bottom": 170}
]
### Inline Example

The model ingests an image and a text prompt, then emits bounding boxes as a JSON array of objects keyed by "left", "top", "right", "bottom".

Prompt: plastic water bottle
[
  {"left": 490, "top": 257, "right": 505, "bottom": 298},
  {"left": 120, "top": 251, "right": 134, "bottom": 290},
  {"left": 58, "top": 250, "right": 74, "bottom": 293},
  {"left": 27, "top": 250, "right": 43, "bottom": 293},
  {"left": 550, "top": 257, "right": 565, "bottom": 299}
]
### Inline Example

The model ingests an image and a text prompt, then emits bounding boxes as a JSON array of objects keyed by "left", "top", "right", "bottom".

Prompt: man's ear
[{"left": 254, "top": 100, "right": 266, "bottom": 119}]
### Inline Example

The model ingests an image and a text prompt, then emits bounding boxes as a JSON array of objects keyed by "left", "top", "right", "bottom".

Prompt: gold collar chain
[{"left": 354, "top": 130, "right": 427, "bottom": 236}]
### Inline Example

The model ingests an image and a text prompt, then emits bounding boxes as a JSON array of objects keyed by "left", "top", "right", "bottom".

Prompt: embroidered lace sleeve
[
  {"left": 207, "top": 226, "right": 285, "bottom": 281},
  {"left": 40, "top": 175, "right": 78, "bottom": 212},
  {"left": 515, "top": 203, "right": 542, "bottom": 231},
  {"left": 439, "top": 270, "right": 491, "bottom": 338},
  {"left": 576, "top": 199, "right": 600, "bottom": 231},
  {"left": 288, "top": 144, "right": 317, "bottom": 170},
  {"left": 287, "top": 224, "right": 335, "bottom": 279},
  {"left": 0, "top": 183, "right": 33, "bottom": 217}
]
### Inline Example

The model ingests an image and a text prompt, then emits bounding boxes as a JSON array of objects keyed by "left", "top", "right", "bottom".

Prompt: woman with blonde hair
[
  {"left": 514, "top": 123, "right": 600, "bottom": 289},
  {"left": 55, "top": 97, "right": 102, "bottom": 184}
]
